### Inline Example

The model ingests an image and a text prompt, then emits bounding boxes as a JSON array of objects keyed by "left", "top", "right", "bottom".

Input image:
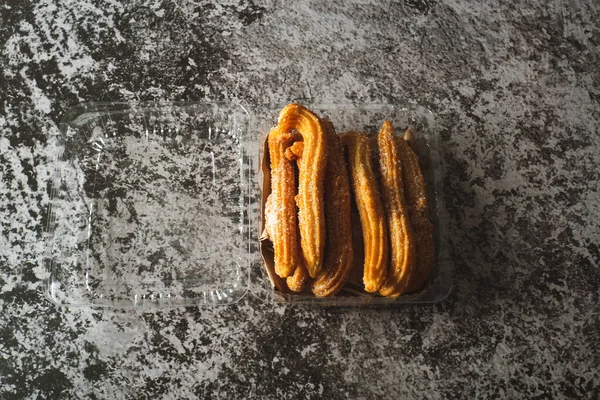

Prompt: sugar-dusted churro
[
  {"left": 377, "top": 121, "right": 416, "bottom": 297},
  {"left": 267, "top": 128, "right": 299, "bottom": 278},
  {"left": 397, "top": 132, "right": 435, "bottom": 293},
  {"left": 311, "top": 120, "right": 354, "bottom": 297},
  {"left": 341, "top": 131, "right": 388, "bottom": 293},
  {"left": 276, "top": 104, "right": 327, "bottom": 278}
]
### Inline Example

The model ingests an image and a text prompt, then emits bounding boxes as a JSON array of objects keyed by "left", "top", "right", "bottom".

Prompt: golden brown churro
[
  {"left": 377, "top": 121, "right": 416, "bottom": 297},
  {"left": 277, "top": 104, "right": 327, "bottom": 278},
  {"left": 267, "top": 128, "right": 299, "bottom": 278},
  {"left": 341, "top": 131, "right": 388, "bottom": 293},
  {"left": 397, "top": 132, "right": 435, "bottom": 292},
  {"left": 311, "top": 120, "right": 354, "bottom": 297}
]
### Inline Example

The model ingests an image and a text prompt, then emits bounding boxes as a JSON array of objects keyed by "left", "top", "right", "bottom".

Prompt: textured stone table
[{"left": 1, "top": 1, "right": 599, "bottom": 398}]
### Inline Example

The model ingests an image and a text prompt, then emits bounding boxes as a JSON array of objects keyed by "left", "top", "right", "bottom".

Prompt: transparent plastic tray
[
  {"left": 44, "top": 102, "right": 452, "bottom": 308},
  {"left": 252, "top": 104, "right": 452, "bottom": 306}
]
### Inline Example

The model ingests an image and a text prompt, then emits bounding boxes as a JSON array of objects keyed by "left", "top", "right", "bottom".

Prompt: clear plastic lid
[{"left": 45, "top": 102, "right": 253, "bottom": 308}]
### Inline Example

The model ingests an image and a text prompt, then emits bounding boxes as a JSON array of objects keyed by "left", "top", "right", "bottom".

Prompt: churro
[
  {"left": 311, "top": 120, "right": 354, "bottom": 297},
  {"left": 377, "top": 121, "right": 416, "bottom": 297},
  {"left": 341, "top": 131, "right": 388, "bottom": 293},
  {"left": 267, "top": 128, "right": 299, "bottom": 278},
  {"left": 276, "top": 104, "right": 327, "bottom": 278},
  {"left": 397, "top": 132, "right": 434, "bottom": 292}
]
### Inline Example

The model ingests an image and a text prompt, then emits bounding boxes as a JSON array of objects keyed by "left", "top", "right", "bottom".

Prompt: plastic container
[
  {"left": 44, "top": 102, "right": 452, "bottom": 308},
  {"left": 253, "top": 104, "right": 452, "bottom": 305}
]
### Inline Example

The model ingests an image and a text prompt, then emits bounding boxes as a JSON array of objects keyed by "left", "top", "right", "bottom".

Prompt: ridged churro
[
  {"left": 341, "top": 131, "right": 388, "bottom": 293},
  {"left": 377, "top": 121, "right": 416, "bottom": 297},
  {"left": 397, "top": 132, "right": 435, "bottom": 293},
  {"left": 311, "top": 120, "right": 354, "bottom": 297},
  {"left": 276, "top": 104, "right": 327, "bottom": 278},
  {"left": 267, "top": 128, "right": 299, "bottom": 278}
]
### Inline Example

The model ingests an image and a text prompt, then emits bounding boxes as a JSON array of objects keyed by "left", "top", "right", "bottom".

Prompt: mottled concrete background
[{"left": 1, "top": 0, "right": 599, "bottom": 398}]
